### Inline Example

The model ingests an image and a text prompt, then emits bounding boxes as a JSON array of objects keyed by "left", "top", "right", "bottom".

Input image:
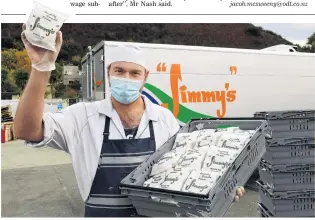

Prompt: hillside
[{"left": 2, "top": 23, "right": 293, "bottom": 62}]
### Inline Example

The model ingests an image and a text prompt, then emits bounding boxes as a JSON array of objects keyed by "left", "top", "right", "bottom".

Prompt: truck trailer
[{"left": 81, "top": 41, "right": 315, "bottom": 125}]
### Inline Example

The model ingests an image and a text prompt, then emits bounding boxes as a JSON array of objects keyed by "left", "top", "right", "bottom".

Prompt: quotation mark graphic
[
  {"left": 156, "top": 62, "right": 168, "bottom": 109},
  {"left": 157, "top": 62, "right": 167, "bottom": 72},
  {"left": 230, "top": 66, "right": 237, "bottom": 75}
]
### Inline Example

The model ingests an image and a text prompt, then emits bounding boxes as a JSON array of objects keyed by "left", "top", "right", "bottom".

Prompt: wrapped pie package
[
  {"left": 175, "top": 149, "right": 207, "bottom": 172},
  {"left": 217, "top": 133, "right": 250, "bottom": 150},
  {"left": 210, "top": 132, "right": 224, "bottom": 146},
  {"left": 144, "top": 127, "right": 257, "bottom": 194},
  {"left": 160, "top": 168, "right": 191, "bottom": 191},
  {"left": 194, "top": 130, "right": 218, "bottom": 152},
  {"left": 234, "top": 129, "right": 256, "bottom": 137},
  {"left": 182, "top": 170, "right": 219, "bottom": 194},
  {"left": 143, "top": 171, "right": 167, "bottom": 188},
  {"left": 25, "top": 2, "right": 69, "bottom": 51},
  {"left": 196, "top": 129, "right": 216, "bottom": 143},
  {"left": 172, "top": 131, "right": 200, "bottom": 154},
  {"left": 150, "top": 150, "right": 183, "bottom": 176},
  {"left": 216, "top": 127, "right": 240, "bottom": 133},
  {"left": 202, "top": 152, "right": 233, "bottom": 174}
]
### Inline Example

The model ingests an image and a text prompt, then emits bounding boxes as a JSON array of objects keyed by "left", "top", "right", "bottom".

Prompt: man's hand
[
  {"left": 234, "top": 186, "right": 245, "bottom": 202},
  {"left": 14, "top": 24, "right": 63, "bottom": 141},
  {"left": 21, "top": 23, "right": 63, "bottom": 72}
]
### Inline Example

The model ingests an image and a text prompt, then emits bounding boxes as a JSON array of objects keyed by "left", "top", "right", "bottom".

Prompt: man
[{"left": 14, "top": 24, "right": 245, "bottom": 217}]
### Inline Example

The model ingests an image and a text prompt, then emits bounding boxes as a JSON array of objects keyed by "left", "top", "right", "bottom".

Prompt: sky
[{"left": 253, "top": 23, "right": 315, "bottom": 46}]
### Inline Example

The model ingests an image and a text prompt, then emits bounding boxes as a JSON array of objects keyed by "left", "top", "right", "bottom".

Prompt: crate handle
[
  {"left": 261, "top": 160, "right": 315, "bottom": 173},
  {"left": 267, "top": 137, "right": 315, "bottom": 146},
  {"left": 246, "top": 144, "right": 251, "bottom": 151},
  {"left": 231, "top": 163, "right": 241, "bottom": 174},
  {"left": 263, "top": 111, "right": 315, "bottom": 119},
  {"left": 256, "top": 180, "right": 272, "bottom": 194},
  {"left": 257, "top": 203, "right": 273, "bottom": 217},
  {"left": 261, "top": 125, "right": 272, "bottom": 140},
  {"left": 150, "top": 196, "right": 178, "bottom": 205}
]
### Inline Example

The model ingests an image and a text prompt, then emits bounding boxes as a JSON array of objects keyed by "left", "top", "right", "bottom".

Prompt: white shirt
[{"left": 26, "top": 96, "right": 180, "bottom": 201}]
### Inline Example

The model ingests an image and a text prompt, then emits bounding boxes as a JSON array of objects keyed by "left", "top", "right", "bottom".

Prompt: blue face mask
[{"left": 110, "top": 76, "right": 143, "bottom": 104}]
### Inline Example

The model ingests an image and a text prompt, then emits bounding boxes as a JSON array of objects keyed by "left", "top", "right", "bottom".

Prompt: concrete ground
[{"left": 1, "top": 140, "right": 260, "bottom": 217}]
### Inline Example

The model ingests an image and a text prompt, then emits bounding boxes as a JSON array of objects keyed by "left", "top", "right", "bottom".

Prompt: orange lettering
[
  {"left": 180, "top": 85, "right": 188, "bottom": 103},
  {"left": 157, "top": 62, "right": 166, "bottom": 72},
  {"left": 166, "top": 62, "right": 237, "bottom": 118},
  {"left": 170, "top": 64, "right": 182, "bottom": 118},
  {"left": 187, "top": 91, "right": 201, "bottom": 103},
  {"left": 215, "top": 90, "right": 226, "bottom": 118},
  {"left": 230, "top": 66, "right": 237, "bottom": 75},
  {"left": 157, "top": 63, "right": 162, "bottom": 72},
  {"left": 227, "top": 90, "right": 236, "bottom": 102},
  {"left": 202, "top": 91, "right": 216, "bottom": 102}
]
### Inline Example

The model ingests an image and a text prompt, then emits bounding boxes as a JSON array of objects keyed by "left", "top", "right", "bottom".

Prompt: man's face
[
  {"left": 108, "top": 61, "right": 149, "bottom": 91},
  {"left": 109, "top": 61, "right": 147, "bottom": 80}
]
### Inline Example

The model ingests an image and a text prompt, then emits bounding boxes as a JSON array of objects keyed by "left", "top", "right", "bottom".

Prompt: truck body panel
[{"left": 81, "top": 41, "right": 315, "bottom": 124}]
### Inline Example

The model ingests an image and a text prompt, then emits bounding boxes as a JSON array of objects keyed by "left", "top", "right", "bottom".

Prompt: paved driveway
[{"left": 1, "top": 140, "right": 259, "bottom": 217}]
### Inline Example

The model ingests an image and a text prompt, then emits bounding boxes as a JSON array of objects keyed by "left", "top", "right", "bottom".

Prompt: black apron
[{"left": 84, "top": 116, "right": 156, "bottom": 217}]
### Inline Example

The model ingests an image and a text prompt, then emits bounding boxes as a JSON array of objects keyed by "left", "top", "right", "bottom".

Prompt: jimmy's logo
[
  {"left": 30, "top": 17, "right": 56, "bottom": 36},
  {"left": 157, "top": 63, "right": 237, "bottom": 118}
]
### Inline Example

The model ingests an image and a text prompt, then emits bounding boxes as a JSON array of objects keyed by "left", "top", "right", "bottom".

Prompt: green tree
[
  {"left": 307, "top": 32, "right": 315, "bottom": 52},
  {"left": 54, "top": 84, "right": 67, "bottom": 98},
  {"left": 14, "top": 69, "right": 29, "bottom": 91},
  {"left": 15, "top": 49, "right": 32, "bottom": 72},
  {"left": 1, "top": 82, "right": 20, "bottom": 99},
  {"left": 71, "top": 55, "right": 81, "bottom": 66},
  {"left": 307, "top": 32, "right": 315, "bottom": 45},
  {"left": 1, "top": 49, "right": 17, "bottom": 70},
  {"left": 50, "top": 62, "right": 63, "bottom": 98},
  {"left": 69, "top": 80, "right": 81, "bottom": 91},
  {"left": 1, "top": 66, "right": 19, "bottom": 99},
  {"left": 2, "top": 66, "right": 20, "bottom": 95},
  {"left": 62, "top": 39, "right": 83, "bottom": 61},
  {"left": 1, "top": 66, "right": 9, "bottom": 84},
  {"left": 299, "top": 32, "right": 315, "bottom": 53},
  {"left": 13, "top": 39, "right": 25, "bottom": 51},
  {"left": 1, "top": 37, "right": 14, "bottom": 49}
]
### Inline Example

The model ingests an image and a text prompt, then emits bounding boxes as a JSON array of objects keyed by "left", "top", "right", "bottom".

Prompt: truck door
[
  {"left": 81, "top": 49, "right": 95, "bottom": 101},
  {"left": 93, "top": 47, "right": 106, "bottom": 100},
  {"left": 81, "top": 57, "right": 88, "bottom": 102}
]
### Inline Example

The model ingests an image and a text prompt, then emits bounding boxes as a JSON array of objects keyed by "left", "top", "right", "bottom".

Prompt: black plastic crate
[
  {"left": 254, "top": 110, "right": 315, "bottom": 138},
  {"left": 257, "top": 181, "right": 315, "bottom": 217},
  {"left": 259, "top": 160, "right": 315, "bottom": 191},
  {"left": 258, "top": 203, "right": 274, "bottom": 217},
  {"left": 263, "top": 137, "right": 315, "bottom": 165},
  {"left": 120, "top": 118, "right": 269, "bottom": 217}
]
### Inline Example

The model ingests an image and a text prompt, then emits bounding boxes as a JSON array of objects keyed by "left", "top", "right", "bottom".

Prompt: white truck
[{"left": 81, "top": 41, "right": 315, "bottom": 125}]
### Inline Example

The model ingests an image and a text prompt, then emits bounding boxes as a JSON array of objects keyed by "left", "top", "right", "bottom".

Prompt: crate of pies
[{"left": 120, "top": 118, "right": 270, "bottom": 217}]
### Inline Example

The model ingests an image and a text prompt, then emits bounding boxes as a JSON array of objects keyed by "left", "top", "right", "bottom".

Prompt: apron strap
[
  {"left": 103, "top": 116, "right": 110, "bottom": 142},
  {"left": 148, "top": 120, "right": 155, "bottom": 140},
  {"left": 103, "top": 116, "right": 154, "bottom": 141}
]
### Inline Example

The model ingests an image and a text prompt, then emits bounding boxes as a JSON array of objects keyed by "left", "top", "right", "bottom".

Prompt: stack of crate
[{"left": 254, "top": 110, "right": 315, "bottom": 217}]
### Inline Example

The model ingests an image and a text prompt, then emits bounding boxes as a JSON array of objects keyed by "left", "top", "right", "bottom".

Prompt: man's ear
[
  {"left": 144, "top": 70, "right": 150, "bottom": 82},
  {"left": 107, "top": 65, "right": 111, "bottom": 77}
]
